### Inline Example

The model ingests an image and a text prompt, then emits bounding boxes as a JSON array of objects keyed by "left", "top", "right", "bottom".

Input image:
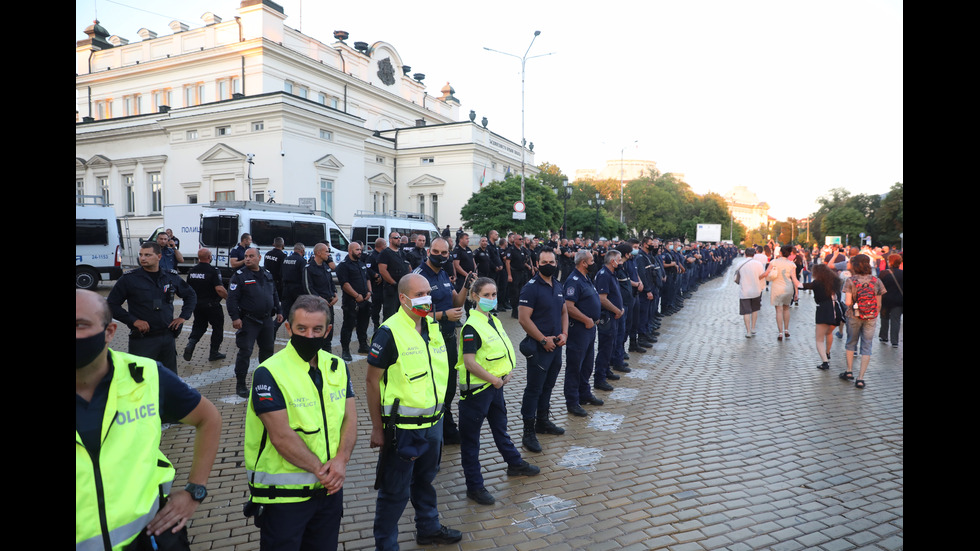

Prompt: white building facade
[{"left": 76, "top": 0, "right": 535, "bottom": 246}]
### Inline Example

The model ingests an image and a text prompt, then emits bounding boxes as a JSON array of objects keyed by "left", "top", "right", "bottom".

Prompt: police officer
[
  {"left": 613, "top": 244, "right": 635, "bottom": 373},
  {"left": 563, "top": 250, "right": 604, "bottom": 417},
  {"left": 336, "top": 242, "right": 372, "bottom": 362},
  {"left": 505, "top": 234, "right": 528, "bottom": 318},
  {"left": 278, "top": 242, "right": 307, "bottom": 334},
  {"left": 413, "top": 237, "right": 471, "bottom": 444},
  {"left": 593, "top": 250, "right": 625, "bottom": 392},
  {"left": 244, "top": 295, "right": 356, "bottom": 551},
  {"left": 77, "top": 289, "right": 220, "bottom": 551},
  {"left": 227, "top": 248, "right": 282, "bottom": 398},
  {"left": 107, "top": 241, "right": 197, "bottom": 374},
  {"left": 264, "top": 236, "right": 288, "bottom": 299},
  {"left": 183, "top": 248, "right": 228, "bottom": 362},
  {"left": 304, "top": 243, "right": 339, "bottom": 351},
  {"left": 517, "top": 248, "right": 568, "bottom": 453},
  {"left": 378, "top": 231, "right": 412, "bottom": 322},
  {"left": 405, "top": 234, "right": 428, "bottom": 270},
  {"left": 365, "top": 238, "right": 387, "bottom": 334},
  {"left": 486, "top": 230, "right": 506, "bottom": 311},
  {"left": 366, "top": 274, "right": 463, "bottom": 550},
  {"left": 453, "top": 233, "right": 476, "bottom": 293},
  {"left": 474, "top": 236, "right": 493, "bottom": 279},
  {"left": 229, "top": 233, "right": 252, "bottom": 270}
]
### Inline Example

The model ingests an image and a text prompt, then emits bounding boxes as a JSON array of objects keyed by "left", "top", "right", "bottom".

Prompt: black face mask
[
  {"left": 290, "top": 334, "right": 325, "bottom": 362},
  {"left": 538, "top": 264, "right": 557, "bottom": 277},
  {"left": 76, "top": 329, "right": 107, "bottom": 370},
  {"left": 428, "top": 254, "right": 448, "bottom": 268}
]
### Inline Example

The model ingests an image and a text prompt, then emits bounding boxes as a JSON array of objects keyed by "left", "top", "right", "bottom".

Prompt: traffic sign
[{"left": 514, "top": 201, "right": 526, "bottom": 213}]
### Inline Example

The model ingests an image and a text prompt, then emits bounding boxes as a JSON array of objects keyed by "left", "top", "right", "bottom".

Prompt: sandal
[
  {"left": 839, "top": 371, "right": 854, "bottom": 381},
  {"left": 784, "top": 330, "right": 790, "bottom": 338},
  {"left": 855, "top": 379, "right": 866, "bottom": 389},
  {"left": 817, "top": 362, "right": 830, "bottom": 370},
  {"left": 777, "top": 333, "right": 783, "bottom": 341}
]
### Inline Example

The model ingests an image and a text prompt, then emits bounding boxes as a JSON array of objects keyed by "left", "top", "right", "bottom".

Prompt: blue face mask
[
  {"left": 478, "top": 297, "right": 497, "bottom": 312},
  {"left": 632, "top": 248, "right": 640, "bottom": 256}
]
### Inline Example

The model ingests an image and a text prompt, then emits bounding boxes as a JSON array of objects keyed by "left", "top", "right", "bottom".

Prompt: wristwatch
[
  {"left": 540, "top": 338, "right": 549, "bottom": 347},
  {"left": 185, "top": 483, "right": 208, "bottom": 503}
]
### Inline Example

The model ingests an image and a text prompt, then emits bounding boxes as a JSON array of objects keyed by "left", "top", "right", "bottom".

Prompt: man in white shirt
[{"left": 736, "top": 248, "right": 766, "bottom": 337}]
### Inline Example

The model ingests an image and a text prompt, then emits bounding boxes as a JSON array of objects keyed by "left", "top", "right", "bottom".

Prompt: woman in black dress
[{"left": 802, "top": 263, "right": 842, "bottom": 370}]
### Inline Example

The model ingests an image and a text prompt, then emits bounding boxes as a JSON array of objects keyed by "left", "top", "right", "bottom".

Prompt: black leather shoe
[
  {"left": 613, "top": 365, "right": 631, "bottom": 373},
  {"left": 357, "top": 346, "right": 370, "bottom": 354},
  {"left": 535, "top": 417, "right": 565, "bottom": 435},
  {"left": 628, "top": 344, "right": 647, "bottom": 353},
  {"left": 594, "top": 381, "right": 614, "bottom": 391},
  {"left": 507, "top": 460, "right": 541, "bottom": 476},
  {"left": 208, "top": 351, "right": 226, "bottom": 361},
  {"left": 582, "top": 395, "right": 604, "bottom": 406},
  {"left": 466, "top": 487, "right": 495, "bottom": 505},
  {"left": 236, "top": 380, "right": 249, "bottom": 399},
  {"left": 567, "top": 404, "right": 588, "bottom": 417},
  {"left": 417, "top": 525, "right": 463, "bottom": 545},
  {"left": 606, "top": 372, "right": 621, "bottom": 380},
  {"left": 341, "top": 349, "right": 353, "bottom": 362}
]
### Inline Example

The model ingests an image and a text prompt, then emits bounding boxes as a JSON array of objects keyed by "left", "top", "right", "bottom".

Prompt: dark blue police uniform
[
  {"left": 593, "top": 265, "right": 622, "bottom": 387},
  {"left": 563, "top": 271, "right": 601, "bottom": 408},
  {"left": 303, "top": 260, "right": 337, "bottom": 348},
  {"left": 518, "top": 274, "right": 565, "bottom": 423},
  {"left": 336, "top": 255, "right": 371, "bottom": 353},
  {"left": 107, "top": 267, "right": 196, "bottom": 373},
  {"left": 227, "top": 266, "right": 280, "bottom": 387},
  {"left": 185, "top": 261, "right": 226, "bottom": 361}
]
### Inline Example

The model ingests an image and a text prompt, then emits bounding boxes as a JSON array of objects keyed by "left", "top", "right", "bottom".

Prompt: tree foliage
[{"left": 460, "top": 173, "right": 563, "bottom": 237}]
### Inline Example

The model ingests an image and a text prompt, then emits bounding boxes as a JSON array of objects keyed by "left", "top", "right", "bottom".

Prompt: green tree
[
  {"left": 872, "top": 182, "right": 903, "bottom": 247},
  {"left": 821, "top": 206, "right": 866, "bottom": 245},
  {"left": 460, "top": 174, "right": 562, "bottom": 237}
]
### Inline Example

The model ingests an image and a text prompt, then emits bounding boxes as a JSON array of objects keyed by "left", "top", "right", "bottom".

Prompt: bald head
[
  {"left": 76, "top": 289, "right": 113, "bottom": 329},
  {"left": 313, "top": 243, "right": 328, "bottom": 255},
  {"left": 196, "top": 248, "right": 212, "bottom": 262}
]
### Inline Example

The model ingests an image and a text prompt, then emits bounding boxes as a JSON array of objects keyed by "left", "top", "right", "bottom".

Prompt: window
[
  {"left": 216, "top": 126, "right": 230, "bottom": 136},
  {"left": 319, "top": 93, "right": 328, "bottom": 105},
  {"left": 123, "top": 95, "right": 141, "bottom": 116},
  {"left": 76, "top": 180, "right": 86, "bottom": 205},
  {"left": 124, "top": 175, "right": 136, "bottom": 214},
  {"left": 252, "top": 121, "right": 264, "bottom": 132},
  {"left": 418, "top": 195, "right": 425, "bottom": 215},
  {"left": 99, "top": 177, "right": 110, "bottom": 205},
  {"left": 431, "top": 194, "right": 439, "bottom": 226},
  {"left": 250, "top": 219, "right": 292, "bottom": 247},
  {"left": 153, "top": 89, "right": 172, "bottom": 111},
  {"left": 320, "top": 129, "right": 333, "bottom": 140},
  {"left": 217, "top": 77, "right": 241, "bottom": 100},
  {"left": 149, "top": 172, "right": 162, "bottom": 213},
  {"left": 421, "top": 157, "right": 434, "bottom": 165},
  {"left": 382, "top": 193, "right": 388, "bottom": 213},
  {"left": 294, "top": 221, "right": 326, "bottom": 246},
  {"left": 373, "top": 192, "right": 379, "bottom": 213},
  {"left": 215, "top": 191, "right": 234, "bottom": 202},
  {"left": 329, "top": 228, "right": 350, "bottom": 251},
  {"left": 376, "top": 155, "right": 385, "bottom": 164},
  {"left": 254, "top": 191, "right": 265, "bottom": 203},
  {"left": 186, "top": 130, "right": 199, "bottom": 140},
  {"left": 320, "top": 179, "right": 334, "bottom": 217},
  {"left": 187, "top": 194, "right": 198, "bottom": 205},
  {"left": 184, "top": 83, "right": 205, "bottom": 106},
  {"left": 95, "top": 100, "right": 112, "bottom": 120}
]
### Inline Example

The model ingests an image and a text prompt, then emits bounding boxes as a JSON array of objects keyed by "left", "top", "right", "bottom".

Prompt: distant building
[
  {"left": 723, "top": 186, "right": 770, "bottom": 231},
  {"left": 75, "top": 0, "right": 535, "bottom": 245},
  {"left": 574, "top": 160, "right": 658, "bottom": 182}
]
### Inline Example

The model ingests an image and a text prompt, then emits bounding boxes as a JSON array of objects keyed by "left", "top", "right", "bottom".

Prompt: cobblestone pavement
[{"left": 99, "top": 261, "right": 903, "bottom": 550}]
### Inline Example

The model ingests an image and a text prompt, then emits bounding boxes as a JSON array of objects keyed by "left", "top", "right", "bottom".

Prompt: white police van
[
  {"left": 172, "top": 201, "right": 350, "bottom": 280},
  {"left": 76, "top": 196, "right": 123, "bottom": 290},
  {"left": 350, "top": 210, "right": 439, "bottom": 247}
]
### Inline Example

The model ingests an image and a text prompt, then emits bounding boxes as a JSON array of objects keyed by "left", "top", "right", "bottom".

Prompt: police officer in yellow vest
[
  {"left": 457, "top": 278, "right": 540, "bottom": 506},
  {"left": 244, "top": 295, "right": 357, "bottom": 551},
  {"left": 76, "top": 290, "right": 221, "bottom": 551},
  {"left": 366, "top": 273, "right": 462, "bottom": 550}
]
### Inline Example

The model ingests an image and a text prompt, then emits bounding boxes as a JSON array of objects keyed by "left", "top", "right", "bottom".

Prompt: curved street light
[{"left": 483, "top": 31, "right": 555, "bottom": 203}]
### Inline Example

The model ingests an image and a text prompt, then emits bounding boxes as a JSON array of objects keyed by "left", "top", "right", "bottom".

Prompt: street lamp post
[
  {"left": 588, "top": 192, "right": 605, "bottom": 242},
  {"left": 561, "top": 178, "right": 571, "bottom": 239},
  {"left": 484, "top": 32, "right": 554, "bottom": 203}
]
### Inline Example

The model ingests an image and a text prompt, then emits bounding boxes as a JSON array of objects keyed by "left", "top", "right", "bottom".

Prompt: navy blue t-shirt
[
  {"left": 519, "top": 275, "right": 565, "bottom": 336},
  {"left": 594, "top": 266, "right": 623, "bottom": 310},
  {"left": 564, "top": 271, "right": 601, "bottom": 321}
]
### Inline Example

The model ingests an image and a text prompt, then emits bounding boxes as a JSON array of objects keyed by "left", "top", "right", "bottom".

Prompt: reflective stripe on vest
[
  {"left": 76, "top": 350, "right": 175, "bottom": 551},
  {"left": 379, "top": 308, "right": 449, "bottom": 429},
  {"left": 457, "top": 313, "right": 515, "bottom": 397},
  {"left": 244, "top": 343, "right": 348, "bottom": 504}
]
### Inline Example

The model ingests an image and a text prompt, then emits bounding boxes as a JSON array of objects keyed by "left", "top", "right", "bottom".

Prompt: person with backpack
[{"left": 840, "top": 255, "right": 886, "bottom": 389}]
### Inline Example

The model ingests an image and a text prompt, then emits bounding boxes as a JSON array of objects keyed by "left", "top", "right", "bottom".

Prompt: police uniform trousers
[
  {"left": 594, "top": 316, "right": 618, "bottom": 385},
  {"left": 440, "top": 324, "right": 461, "bottom": 438},
  {"left": 382, "top": 286, "right": 401, "bottom": 324},
  {"left": 278, "top": 286, "right": 302, "bottom": 333},
  {"left": 340, "top": 299, "right": 371, "bottom": 351},
  {"left": 508, "top": 271, "right": 526, "bottom": 315},
  {"left": 129, "top": 330, "right": 178, "bottom": 373},
  {"left": 235, "top": 315, "right": 276, "bottom": 379},
  {"left": 520, "top": 345, "right": 562, "bottom": 421},
  {"left": 459, "top": 385, "right": 522, "bottom": 493},
  {"left": 188, "top": 302, "right": 224, "bottom": 350},
  {"left": 495, "top": 270, "right": 509, "bottom": 310},
  {"left": 371, "top": 283, "right": 385, "bottom": 332},
  {"left": 612, "top": 304, "right": 629, "bottom": 367},
  {"left": 564, "top": 323, "right": 596, "bottom": 407},
  {"left": 374, "top": 419, "right": 444, "bottom": 551},
  {"left": 255, "top": 490, "right": 343, "bottom": 551}
]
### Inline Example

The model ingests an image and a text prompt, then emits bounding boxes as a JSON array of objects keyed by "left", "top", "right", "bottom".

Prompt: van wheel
[{"left": 76, "top": 267, "right": 100, "bottom": 290}]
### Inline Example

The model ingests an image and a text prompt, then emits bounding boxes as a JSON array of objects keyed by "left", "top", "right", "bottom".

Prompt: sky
[{"left": 76, "top": 0, "right": 903, "bottom": 220}]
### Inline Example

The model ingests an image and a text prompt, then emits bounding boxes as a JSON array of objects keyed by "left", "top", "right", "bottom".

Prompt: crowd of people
[
  {"left": 81, "top": 226, "right": 904, "bottom": 551},
  {"left": 735, "top": 240, "right": 904, "bottom": 390}
]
